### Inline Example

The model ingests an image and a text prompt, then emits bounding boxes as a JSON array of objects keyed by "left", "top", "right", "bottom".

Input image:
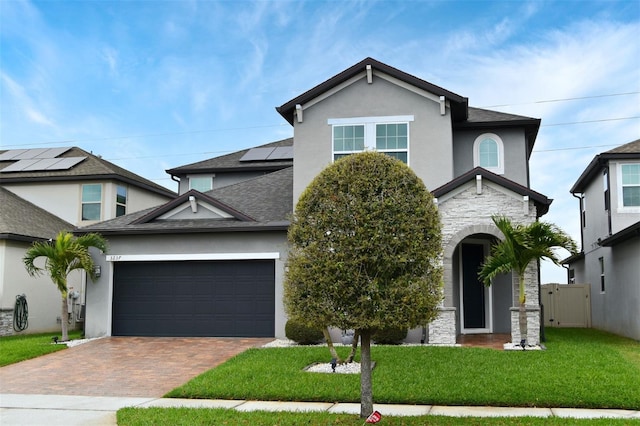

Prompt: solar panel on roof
[
  {"left": 0, "top": 149, "right": 29, "bottom": 161},
  {"left": 14, "top": 148, "right": 49, "bottom": 159},
  {"left": 46, "top": 157, "right": 85, "bottom": 170},
  {"left": 239, "top": 147, "right": 276, "bottom": 162},
  {"left": 0, "top": 159, "right": 41, "bottom": 172},
  {"left": 41, "top": 147, "right": 72, "bottom": 158},
  {"left": 21, "top": 158, "right": 65, "bottom": 171},
  {"left": 265, "top": 146, "right": 293, "bottom": 160}
]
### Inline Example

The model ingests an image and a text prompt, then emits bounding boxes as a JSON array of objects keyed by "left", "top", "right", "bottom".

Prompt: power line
[
  {"left": 541, "top": 116, "right": 640, "bottom": 127},
  {"left": 1, "top": 123, "right": 290, "bottom": 149},
  {"left": 481, "top": 91, "right": 640, "bottom": 108}
]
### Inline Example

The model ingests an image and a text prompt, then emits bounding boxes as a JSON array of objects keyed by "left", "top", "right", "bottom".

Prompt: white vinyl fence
[{"left": 541, "top": 284, "right": 591, "bottom": 328}]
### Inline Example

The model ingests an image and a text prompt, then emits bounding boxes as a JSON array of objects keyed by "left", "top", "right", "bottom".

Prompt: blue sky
[{"left": 1, "top": 0, "right": 639, "bottom": 283}]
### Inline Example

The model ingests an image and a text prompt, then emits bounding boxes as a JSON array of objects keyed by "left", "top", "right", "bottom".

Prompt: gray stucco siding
[
  {"left": 293, "top": 76, "right": 454, "bottom": 205},
  {"left": 452, "top": 128, "right": 529, "bottom": 187},
  {"left": 84, "top": 231, "right": 288, "bottom": 339}
]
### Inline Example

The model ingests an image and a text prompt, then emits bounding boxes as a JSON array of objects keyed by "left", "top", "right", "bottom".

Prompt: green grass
[
  {"left": 117, "top": 407, "right": 638, "bottom": 425},
  {"left": 167, "top": 329, "right": 640, "bottom": 410},
  {"left": 0, "top": 330, "right": 82, "bottom": 367}
]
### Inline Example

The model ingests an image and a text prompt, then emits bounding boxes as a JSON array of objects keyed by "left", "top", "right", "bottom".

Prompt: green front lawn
[
  {"left": 117, "top": 407, "right": 637, "bottom": 426},
  {"left": 167, "top": 329, "right": 640, "bottom": 410},
  {"left": 0, "top": 331, "right": 82, "bottom": 367}
]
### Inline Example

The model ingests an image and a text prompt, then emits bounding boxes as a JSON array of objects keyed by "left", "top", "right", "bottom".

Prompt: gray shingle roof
[
  {"left": 77, "top": 167, "right": 293, "bottom": 235},
  {"left": 0, "top": 146, "right": 175, "bottom": 197},
  {"left": 0, "top": 187, "right": 75, "bottom": 241},
  {"left": 166, "top": 138, "right": 293, "bottom": 174},
  {"left": 606, "top": 139, "right": 640, "bottom": 154},
  {"left": 571, "top": 138, "right": 640, "bottom": 193}
]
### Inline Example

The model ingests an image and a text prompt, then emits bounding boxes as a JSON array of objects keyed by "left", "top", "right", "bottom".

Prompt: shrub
[
  {"left": 373, "top": 327, "right": 407, "bottom": 344},
  {"left": 285, "top": 320, "right": 323, "bottom": 345}
]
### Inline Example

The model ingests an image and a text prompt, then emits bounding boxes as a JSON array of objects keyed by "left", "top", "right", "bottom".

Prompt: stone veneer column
[
  {"left": 428, "top": 307, "right": 457, "bottom": 345},
  {"left": 510, "top": 306, "right": 541, "bottom": 346}
]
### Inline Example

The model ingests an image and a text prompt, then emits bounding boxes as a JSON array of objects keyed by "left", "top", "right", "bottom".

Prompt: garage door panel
[{"left": 112, "top": 260, "right": 274, "bottom": 337}]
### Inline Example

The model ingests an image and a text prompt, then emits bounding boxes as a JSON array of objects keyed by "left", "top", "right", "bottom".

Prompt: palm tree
[
  {"left": 23, "top": 231, "right": 108, "bottom": 341},
  {"left": 479, "top": 216, "right": 577, "bottom": 347}
]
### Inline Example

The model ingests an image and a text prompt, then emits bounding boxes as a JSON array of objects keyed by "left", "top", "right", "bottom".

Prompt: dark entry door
[
  {"left": 112, "top": 260, "right": 275, "bottom": 337},
  {"left": 462, "top": 243, "right": 486, "bottom": 329}
]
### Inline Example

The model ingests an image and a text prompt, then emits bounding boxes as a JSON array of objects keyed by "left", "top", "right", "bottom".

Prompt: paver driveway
[{"left": 0, "top": 337, "right": 271, "bottom": 397}]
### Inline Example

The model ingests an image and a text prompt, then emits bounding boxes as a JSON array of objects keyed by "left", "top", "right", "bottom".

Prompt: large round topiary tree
[{"left": 284, "top": 151, "right": 443, "bottom": 418}]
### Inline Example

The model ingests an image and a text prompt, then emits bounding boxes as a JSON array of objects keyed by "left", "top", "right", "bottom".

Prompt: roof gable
[
  {"left": 0, "top": 187, "right": 75, "bottom": 241},
  {"left": 571, "top": 139, "right": 640, "bottom": 193},
  {"left": 132, "top": 189, "right": 255, "bottom": 224},
  {"left": 433, "top": 167, "right": 552, "bottom": 216},
  {"left": 276, "top": 57, "right": 469, "bottom": 125}
]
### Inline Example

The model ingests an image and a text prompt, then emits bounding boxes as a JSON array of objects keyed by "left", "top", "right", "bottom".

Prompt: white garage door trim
[{"left": 106, "top": 252, "right": 280, "bottom": 262}]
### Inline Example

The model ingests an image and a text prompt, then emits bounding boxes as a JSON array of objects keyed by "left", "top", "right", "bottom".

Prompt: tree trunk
[
  {"left": 518, "top": 275, "right": 527, "bottom": 347},
  {"left": 359, "top": 329, "right": 373, "bottom": 418},
  {"left": 61, "top": 295, "right": 69, "bottom": 342},
  {"left": 322, "top": 328, "right": 342, "bottom": 363},
  {"left": 346, "top": 329, "right": 360, "bottom": 363}
]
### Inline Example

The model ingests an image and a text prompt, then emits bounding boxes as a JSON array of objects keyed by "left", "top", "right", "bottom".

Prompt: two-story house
[
  {"left": 0, "top": 146, "right": 175, "bottom": 335},
  {"left": 564, "top": 140, "right": 640, "bottom": 341},
  {"left": 80, "top": 58, "right": 552, "bottom": 345}
]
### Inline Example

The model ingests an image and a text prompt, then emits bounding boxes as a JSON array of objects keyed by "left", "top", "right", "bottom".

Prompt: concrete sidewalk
[{"left": 2, "top": 394, "right": 639, "bottom": 425}]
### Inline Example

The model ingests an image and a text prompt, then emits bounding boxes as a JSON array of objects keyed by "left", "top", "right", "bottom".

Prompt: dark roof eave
[
  {"left": 0, "top": 233, "right": 49, "bottom": 243},
  {"left": 74, "top": 223, "right": 291, "bottom": 236},
  {"left": 571, "top": 152, "right": 640, "bottom": 193},
  {"left": 433, "top": 167, "right": 552, "bottom": 216},
  {"left": 1, "top": 174, "right": 176, "bottom": 198},
  {"left": 276, "top": 57, "right": 469, "bottom": 125},
  {"left": 167, "top": 164, "right": 292, "bottom": 175},
  {"left": 562, "top": 251, "right": 585, "bottom": 264},
  {"left": 598, "top": 222, "right": 640, "bottom": 247}
]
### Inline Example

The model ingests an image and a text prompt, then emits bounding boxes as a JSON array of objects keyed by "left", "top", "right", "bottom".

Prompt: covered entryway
[
  {"left": 460, "top": 242, "right": 492, "bottom": 333},
  {"left": 112, "top": 259, "right": 275, "bottom": 337}
]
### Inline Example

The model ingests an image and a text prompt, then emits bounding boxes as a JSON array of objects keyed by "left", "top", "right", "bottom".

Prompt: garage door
[{"left": 112, "top": 260, "right": 274, "bottom": 337}]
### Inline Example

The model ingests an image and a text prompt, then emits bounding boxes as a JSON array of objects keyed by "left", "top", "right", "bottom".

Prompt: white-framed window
[
  {"left": 329, "top": 115, "right": 413, "bottom": 164},
  {"left": 620, "top": 163, "right": 640, "bottom": 208},
  {"left": 116, "top": 185, "right": 127, "bottom": 217},
  {"left": 189, "top": 176, "right": 213, "bottom": 192},
  {"left": 473, "top": 133, "right": 504, "bottom": 174},
  {"left": 81, "top": 184, "right": 102, "bottom": 221}
]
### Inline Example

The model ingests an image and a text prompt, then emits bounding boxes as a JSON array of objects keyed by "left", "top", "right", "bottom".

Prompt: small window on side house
[
  {"left": 599, "top": 257, "right": 605, "bottom": 293},
  {"left": 568, "top": 269, "right": 575, "bottom": 284},
  {"left": 82, "top": 184, "right": 102, "bottom": 221},
  {"left": 621, "top": 164, "right": 640, "bottom": 207},
  {"left": 473, "top": 133, "right": 504, "bottom": 174},
  {"left": 190, "top": 176, "right": 213, "bottom": 192},
  {"left": 116, "top": 185, "right": 127, "bottom": 217}
]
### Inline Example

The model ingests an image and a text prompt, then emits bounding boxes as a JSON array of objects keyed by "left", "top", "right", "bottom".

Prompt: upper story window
[
  {"left": 620, "top": 163, "right": 640, "bottom": 207},
  {"left": 329, "top": 115, "right": 413, "bottom": 164},
  {"left": 190, "top": 176, "right": 213, "bottom": 192},
  {"left": 81, "top": 184, "right": 102, "bottom": 221},
  {"left": 116, "top": 185, "right": 127, "bottom": 217},
  {"left": 473, "top": 133, "right": 504, "bottom": 174}
]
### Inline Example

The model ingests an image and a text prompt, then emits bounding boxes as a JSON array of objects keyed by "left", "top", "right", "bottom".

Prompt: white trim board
[{"left": 106, "top": 253, "right": 281, "bottom": 262}]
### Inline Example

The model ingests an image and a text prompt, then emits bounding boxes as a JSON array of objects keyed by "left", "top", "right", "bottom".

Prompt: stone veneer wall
[
  {"left": 0, "top": 309, "right": 14, "bottom": 336},
  {"left": 428, "top": 307, "right": 457, "bottom": 344},
  {"left": 435, "top": 179, "right": 540, "bottom": 345}
]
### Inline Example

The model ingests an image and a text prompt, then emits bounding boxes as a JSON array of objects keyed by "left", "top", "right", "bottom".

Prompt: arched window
[{"left": 473, "top": 133, "right": 504, "bottom": 174}]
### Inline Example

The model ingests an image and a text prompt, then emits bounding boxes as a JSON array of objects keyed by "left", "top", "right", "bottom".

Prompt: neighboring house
[
  {"left": 0, "top": 187, "right": 75, "bottom": 335},
  {"left": 563, "top": 140, "right": 640, "bottom": 341},
  {"left": 0, "top": 146, "right": 176, "bottom": 335},
  {"left": 80, "top": 58, "right": 553, "bottom": 345}
]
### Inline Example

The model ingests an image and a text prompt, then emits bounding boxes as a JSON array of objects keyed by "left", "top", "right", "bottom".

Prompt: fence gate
[{"left": 541, "top": 284, "right": 591, "bottom": 328}]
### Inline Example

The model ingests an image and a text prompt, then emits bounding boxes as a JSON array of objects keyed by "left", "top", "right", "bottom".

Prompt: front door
[{"left": 460, "top": 242, "right": 492, "bottom": 333}]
